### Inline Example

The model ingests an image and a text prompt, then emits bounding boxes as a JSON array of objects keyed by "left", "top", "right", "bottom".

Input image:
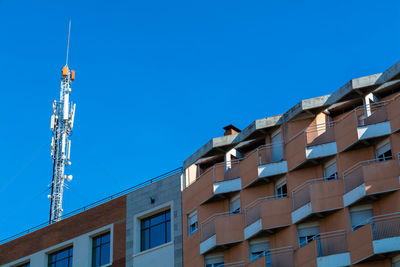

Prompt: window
[
  {"left": 92, "top": 232, "right": 111, "bottom": 267},
  {"left": 48, "top": 246, "right": 73, "bottom": 267},
  {"left": 204, "top": 254, "right": 224, "bottom": 267},
  {"left": 16, "top": 263, "right": 30, "bottom": 267},
  {"left": 350, "top": 205, "right": 373, "bottom": 231},
  {"left": 230, "top": 194, "right": 241, "bottom": 214},
  {"left": 271, "top": 130, "right": 284, "bottom": 162},
  {"left": 275, "top": 177, "right": 287, "bottom": 198},
  {"left": 249, "top": 238, "right": 270, "bottom": 262},
  {"left": 323, "top": 159, "right": 337, "bottom": 181},
  {"left": 376, "top": 140, "right": 392, "bottom": 162},
  {"left": 188, "top": 210, "right": 198, "bottom": 236},
  {"left": 298, "top": 222, "right": 319, "bottom": 248},
  {"left": 141, "top": 209, "right": 171, "bottom": 251}
]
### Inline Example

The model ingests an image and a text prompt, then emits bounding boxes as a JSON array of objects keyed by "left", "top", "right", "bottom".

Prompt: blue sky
[{"left": 0, "top": 0, "right": 400, "bottom": 239}]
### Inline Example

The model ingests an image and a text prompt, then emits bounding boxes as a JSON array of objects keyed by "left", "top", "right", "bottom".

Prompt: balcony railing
[
  {"left": 253, "top": 246, "right": 294, "bottom": 267},
  {"left": 357, "top": 102, "right": 388, "bottom": 126},
  {"left": 257, "top": 143, "right": 285, "bottom": 166},
  {"left": 292, "top": 176, "right": 338, "bottom": 210},
  {"left": 343, "top": 156, "right": 393, "bottom": 193},
  {"left": 287, "top": 122, "right": 336, "bottom": 148},
  {"left": 244, "top": 194, "right": 287, "bottom": 227},
  {"left": 200, "top": 210, "right": 242, "bottom": 241},
  {"left": 306, "top": 122, "right": 336, "bottom": 147},
  {"left": 197, "top": 160, "right": 241, "bottom": 183},
  {"left": 372, "top": 212, "right": 400, "bottom": 240},
  {"left": 313, "top": 230, "right": 347, "bottom": 257}
]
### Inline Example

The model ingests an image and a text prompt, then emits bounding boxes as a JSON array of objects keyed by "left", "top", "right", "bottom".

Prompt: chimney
[{"left": 223, "top": 124, "right": 241, "bottom": 136}]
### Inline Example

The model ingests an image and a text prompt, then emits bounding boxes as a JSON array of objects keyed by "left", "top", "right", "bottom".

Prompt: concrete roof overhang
[{"left": 183, "top": 60, "right": 400, "bottom": 169}]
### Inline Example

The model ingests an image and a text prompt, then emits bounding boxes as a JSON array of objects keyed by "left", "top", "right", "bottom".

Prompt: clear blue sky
[{"left": 0, "top": 0, "right": 400, "bottom": 239}]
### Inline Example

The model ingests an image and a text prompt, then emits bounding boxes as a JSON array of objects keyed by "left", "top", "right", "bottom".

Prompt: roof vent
[{"left": 223, "top": 124, "right": 241, "bottom": 136}]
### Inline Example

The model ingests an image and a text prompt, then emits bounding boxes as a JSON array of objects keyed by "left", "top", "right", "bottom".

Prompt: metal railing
[
  {"left": 257, "top": 143, "right": 285, "bottom": 166},
  {"left": 335, "top": 99, "right": 392, "bottom": 125},
  {"left": 254, "top": 246, "right": 294, "bottom": 267},
  {"left": 356, "top": 102, "right": 388, "bottom": 126},
  {"left": 0, "top": 167, "right": 183, "bottom": 245},
  {"left": 200, "top": 210, "right": 241, "bottom": 241},
  {"left": 292, "top": 176, "right": 338, "bottom": 210},
  {"left": 306, "top": 122, "right": 336, "bottom": 147},
  {"left": 313, "top": 230, "right": 347, "bottom": 257},
  {"left": 244, "top": 194, "right": 287, "bottom": 226},
  {"left": 287, "top": 122, "right": 336, "bottom": 148},
  {"left": 196, "top": 160, "right": 241, "bottom": 183},
  {"left": 372, "top": 212, "right": 400, "bottom": 240},
  {"left": 351, "top": 212, "right": 400, "bottom": 240},
  {"left": 343, "top": 156, "right": 394, "bottom": 193}
]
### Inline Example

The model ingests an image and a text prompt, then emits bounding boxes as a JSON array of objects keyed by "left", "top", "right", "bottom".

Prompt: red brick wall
[{"left": 0, "top": 196, "right": 126, "bottom": 265}]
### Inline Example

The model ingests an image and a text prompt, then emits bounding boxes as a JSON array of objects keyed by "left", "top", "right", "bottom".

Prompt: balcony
[
  {"left": 387, "top": 94, "right": 400, "bottom": 133},
  {"left": 342, "top": 156, "right": 400, "bottom": 207},
  {"left": 184, "top": 161, "right": 242, "bottom": 206},
  {"left": 286, "top": 123, "right": 337, "bottom": 171},
  {"left": 334, "top": 103, "right": 391, "bottom": 152},
  {"left": 291, "top": 177, "right": 343, "bottom": 224},
  {"left": 247, "top": 246, "right": 294, "bottom": 267},
  {"left": 240, "top": 144, "right": 288, "bottom": 188},
  {"left": 200, "top": 211, "right": 244, "bottom": 254},
  {"left": 315, "top": 230, "right": 351, "bottom": 267},
  {"left": 295, "top": 230, "right": 350, "bottom": 267},
  {"left": 244, "top": 195, "right": 291, "bottom": 240},
  {"left": 347, "top": 212, "right": 400, "bottom": 264}
]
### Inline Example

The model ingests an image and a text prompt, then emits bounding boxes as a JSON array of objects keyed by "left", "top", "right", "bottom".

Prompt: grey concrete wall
[{"left": 126, "top": 172, "right": 183, "bottom": 267}]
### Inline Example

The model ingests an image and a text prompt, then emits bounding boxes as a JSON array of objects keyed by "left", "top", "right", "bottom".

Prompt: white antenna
[
  {"left": 65, "top": 21, "right": 71, "bottom": 66},
  {"left": 49, "top": 21, "right": 77, "bottom": 224}
]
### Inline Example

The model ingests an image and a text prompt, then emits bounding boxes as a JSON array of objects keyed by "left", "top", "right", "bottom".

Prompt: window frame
[
  {"left": 92, "top": 232, "right": 111, "bottom": 267},
  {"left": 297, "top": 222, "right": 319, "bottom": 248},
  {"left": 229, "top": 193, "right": 241, "bottom": 214},
  {"left": 275, "top": 177, "right": 287, "bottom": 198},
  {"left": 204, "top": 253, "right": 224, "bottom": 267},
  {"left": 249, "top": 238, "right": 270, "bottom": 262},
  {"left": 140, "top": 209, "right": 172, "bottom": 252},
  {"left": 350, "top": 204, "right": 373, "bottom": 231},
  {"left": 188, "top": 210, "right": 198, "bottom": 236},
  {"left": 323, "top": 159, "right": 338, "bottom": 181},
  {"left": 47, "top": 246, "right": 73, "bottom": 267},
  {"left": 15, "top": 262, "right": 30, "bottom": 267},
  {"left": 375, "top": 139, "right": 392, "bottom": 162}
]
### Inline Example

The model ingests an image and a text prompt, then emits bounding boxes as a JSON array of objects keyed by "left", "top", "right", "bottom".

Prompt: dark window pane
[
  {"left": 166, "top": 221, "right": 171, "bottom": 242},
  {"left": 100, "top": 243, "right": 110, "bottom": 264},
  {"left": 56, "top": 258, "right": 69, "bottom": 267},
  {"left": 56, "top": 249, "right": 69, "bottom": 260},
  {"left": 150, "top": 224, "right": 165, "bottom": 248},
  {"left": 101, "top": 233, "right": 110, "bottom": 244},
  {"left": 141, "top": 209, "right": 171, "bottom": 251},
  {"left": 151, "top": 213, "right": 165, "bottom": 226},
  {"left": 92, "top": 233, "right": 111, "bottom": 267},
  {"left": 48, "top": 247, "right": 73, "bottom": 267},
  {"left": 141, "top": 229, "right": 150, "bottom": 251}
]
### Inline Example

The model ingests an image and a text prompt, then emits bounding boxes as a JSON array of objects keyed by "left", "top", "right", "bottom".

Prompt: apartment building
[
  {"left": 0, "top": 169, "right": 183, "bottom": 267},
  {"left": 181, "top": 61, "right": 400, "bottom": 267}
]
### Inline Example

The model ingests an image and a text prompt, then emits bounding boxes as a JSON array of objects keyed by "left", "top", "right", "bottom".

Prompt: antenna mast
[{"left": 49, "top": 21, "right": 76, "bottom": 224}]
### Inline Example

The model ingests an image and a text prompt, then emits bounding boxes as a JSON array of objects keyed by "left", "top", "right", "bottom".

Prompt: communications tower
[{"left": 49, "top": 22, "right": 76, "bottom": 224}]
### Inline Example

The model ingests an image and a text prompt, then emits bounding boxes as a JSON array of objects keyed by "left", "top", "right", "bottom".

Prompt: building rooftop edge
[{"left": 182, "top": 60, "right": 400, "bottom": 168}]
